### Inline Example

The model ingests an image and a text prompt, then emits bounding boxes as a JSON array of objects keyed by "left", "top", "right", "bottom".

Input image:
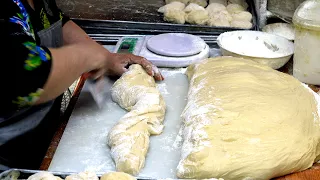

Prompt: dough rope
[
  {"left": 107, "top": 65, "right": 166, "bottom": 175},
  {"left": 177, "top": 57, "right": 320, "bottom": 179}
]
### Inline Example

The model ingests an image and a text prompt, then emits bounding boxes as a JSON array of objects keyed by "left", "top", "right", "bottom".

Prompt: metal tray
[
  {"left": 0, "top": 169, "right": 157, "bottom": 180},
  {"left": 73, "top": 0, "right": 258, "bottom": 37}
]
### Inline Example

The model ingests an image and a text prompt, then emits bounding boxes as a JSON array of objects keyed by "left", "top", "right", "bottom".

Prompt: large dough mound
[
  {"left": 108, "top": 65, "right": 166, "bottom": 175},
  {"left": 177, "top": 57, "right": 320, "bottom": 179}
]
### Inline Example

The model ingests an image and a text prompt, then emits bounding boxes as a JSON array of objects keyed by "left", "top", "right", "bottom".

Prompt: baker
[{"left": 0, "top": 0, "right": 163, "bottom": 170}]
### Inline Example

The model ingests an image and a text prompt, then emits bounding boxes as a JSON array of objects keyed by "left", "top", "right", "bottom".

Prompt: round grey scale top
[{"left": 146, "top": 33, "right": 206, "bottom": 57}]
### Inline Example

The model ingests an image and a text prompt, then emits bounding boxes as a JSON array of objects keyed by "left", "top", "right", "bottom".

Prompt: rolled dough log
[
  {"left": 231, "top": 11, "right": 252, "bottom": 21},
  {"left": 65, "top": 172, "right": 98, "bottom": 180},
  {"left": 228, "top": 0, "right": 248, "bottom": 9},
  {"left": 100, "top": 172, "right": 136, "bottom": 180},
  {"left": 177, "top": 57, "right": 320, "bottom": 179},
  {"left": 158, "top": 1, "right": 185, "bottom": 13},
  {"left": 164, "top": 10, "right": 186, "bottom": 24},
  {"left": 226, "top": 3, "right": 245, "bottom": 13},
  {"left": 107, "top": 65, "right": 166, "bottom": 175},
  {"left": 206, "top": 3, "right": 227, "bottom": 14},
  {"left": 27, "top": 172, "right": 61, "bottom": 180}
]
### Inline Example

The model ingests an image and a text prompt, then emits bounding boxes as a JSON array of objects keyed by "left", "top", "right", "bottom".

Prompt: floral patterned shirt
[{"left": 0, "top": 0, "right": 69, "bottom": 117}]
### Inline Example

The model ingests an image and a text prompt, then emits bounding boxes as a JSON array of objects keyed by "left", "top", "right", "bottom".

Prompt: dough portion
[
  {"left": 230, "top": 20, "right": 252, "bottom": 28},
  {"left": 206, "top": 3, "right": 227, "bottom": 14},
  {"left": 209, "top": 0, "right": 227, "bottom": 6},
  {"left": 226, "top": 3, "right": 245, "bottom": 13},
  {"left": 177, "top": 57, "right": 320, "bottom": 179},
  {"left": 164, "top": 10, "right": 186, "bottom": 24},
  {"left": 108, "top": 65, "right": 166, "bottom": 175},
  {"left": 165, "top": 0, "right": 190, "bottom": 5},
  {"left": 184, "top": 3, "right": 205, "bottom": 13},
  {"left": 100, "top": 172, "right": 136, "bottom": 180},
  {"left": 185, "top": 10, "right": 209, "bottom": 25},
  {"left": 65, "top": 172, "right": 98, "bottom": 180},
  {"left": 231, "top": 11, "right": 252, "bottom": 21},
  {"left": 189, "top": 0, "right": 208, "bottom": 7},
  {"left": 27, "top": 172, "right": 61, "bottom": 180},
  {"left": 158, "top": 1, "right": 185, "bottom": 13},
  {"left": 228, "top": 0, "right": 248, "bottom": 9}
]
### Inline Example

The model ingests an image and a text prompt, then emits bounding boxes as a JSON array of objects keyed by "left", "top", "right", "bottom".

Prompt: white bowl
[{"left": 217, "top": 30, "right": 294, "bottom": 69}]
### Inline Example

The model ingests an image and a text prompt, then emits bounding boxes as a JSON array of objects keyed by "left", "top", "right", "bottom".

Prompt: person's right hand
[{"left": 82, "top": 42, "right": 164, "bottom": 81}]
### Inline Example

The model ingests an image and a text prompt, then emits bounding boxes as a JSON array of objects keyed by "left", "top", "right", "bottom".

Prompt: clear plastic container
[{"left": 293, "top": 0, "right": 320, "bottom": 85}]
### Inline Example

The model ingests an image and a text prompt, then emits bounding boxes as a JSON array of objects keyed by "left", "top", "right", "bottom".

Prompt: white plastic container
[{"left": 293, "top": 0, "right": 320, "bottom": 85}]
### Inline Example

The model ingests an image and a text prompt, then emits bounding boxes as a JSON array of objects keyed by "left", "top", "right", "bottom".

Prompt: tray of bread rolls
[{"left": 158, "top": 0, "right": 257, "bottom": 29}]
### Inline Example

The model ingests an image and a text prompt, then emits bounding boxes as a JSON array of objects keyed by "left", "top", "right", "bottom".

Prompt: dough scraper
[{"left": 87, "top": 77, "right": 111, "bottom": 109}]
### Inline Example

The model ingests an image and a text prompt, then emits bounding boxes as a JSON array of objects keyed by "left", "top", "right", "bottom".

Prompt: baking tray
[{"left": 71, "top": 0, "right": 258, "bottom": 36}]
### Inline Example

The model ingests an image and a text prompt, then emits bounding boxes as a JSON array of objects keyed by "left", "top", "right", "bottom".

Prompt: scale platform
[{"left": 113, "top": 33, "right": 210, "bottom": 68}]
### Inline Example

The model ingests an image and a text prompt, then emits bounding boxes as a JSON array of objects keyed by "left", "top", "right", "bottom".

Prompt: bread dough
[
  {"left": 158, "top": 1, "right": 185, "bottom": 13},
  {"left": 177, "top": 57, "right": 320, "bottom": 179},
  {"left": 100, "top": 172, "right": 136, "bottom": 180},
  {"left": 65, "top": 172, "right": 98, "bottom": 180},
  {"left": 209, "top": 0, "right": 227, "bottom": 6},
  {"left": 164, "top": 10, "right": 186, "bottom": 24},
  {"left": 230, "top": 20, "right": 252, "bottom": 28},
  {"left": 231, "top": 11, "right": 252, "bottom": 21},
  {"left": 184, "top": 3, "right": 205, "bottom": 13},
  {"left": 27, "top": 172, "right": 61, "bottom": 180},
  {"left": 165, "top": 0, "right": 190, "bottom": 5},
  {"left": 185, "top": 10, "right": 209, "bottom": 25},
  {"left": 207, "top": 17, "right": 230, "bottom": 27},
  {"left": 226, "top": 3, "right": 245, "bottom": 14},
  {"left": 206, "top": 3, "right": 227, "bottom": 14},
  {"left": 107, "top": 65, "right": 166, "bottom": 175},
  {"left": 209, "top": 10, "right": 232, "bottom": 21},
  {"left": 189, "top": 0, "right": 208, "bottom": 7},
  {"left": 228, "top": 0, "right": 248, "bottom": 9}
]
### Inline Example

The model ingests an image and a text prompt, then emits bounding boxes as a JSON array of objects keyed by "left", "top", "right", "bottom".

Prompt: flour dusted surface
[{"left": 177, "top": 57, "right": 320, "bottom": 179}]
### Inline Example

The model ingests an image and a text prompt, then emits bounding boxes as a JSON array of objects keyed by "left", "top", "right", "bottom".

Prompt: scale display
[{"left": 117, "top": 38, "right": 138, "bottom": 54}]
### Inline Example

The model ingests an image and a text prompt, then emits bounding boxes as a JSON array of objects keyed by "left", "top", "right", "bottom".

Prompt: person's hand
[
  {"left": 105, "top": 53, "right": 164, "bottom": 81},
  {"left": 89, "top": 50, "right": 164, "bottom": 81}
]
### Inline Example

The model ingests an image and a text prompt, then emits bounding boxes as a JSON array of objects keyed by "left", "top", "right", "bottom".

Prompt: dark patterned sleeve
[
  {"left": 1, "top": 0, "right": 52, "bottom": 114},
  {"left": 51, "top": 0, "right": 70, "bottom": 26}
]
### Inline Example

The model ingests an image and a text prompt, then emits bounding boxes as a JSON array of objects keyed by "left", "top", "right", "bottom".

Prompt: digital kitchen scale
[{"left": 113, "top": 33, "right": 210, "bottom": 67}]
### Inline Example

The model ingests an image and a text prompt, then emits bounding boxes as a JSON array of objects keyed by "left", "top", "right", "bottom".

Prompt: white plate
[{"left": 147, "top": 33, "right": 206, "bottom": 57}]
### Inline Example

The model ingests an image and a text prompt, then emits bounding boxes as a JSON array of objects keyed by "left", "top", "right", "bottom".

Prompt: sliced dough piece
[
  {"left": 189, "top": 0, "right": 208, "bottom": 7},
  {"left": 27, "top": 172, "right": 61, "bottom": 180},
  {"left": 158, "top": 1, "right": 185, "bottom": 13},
  {"left": 100, "top": 172, "right": 136, "bottom": 180},
  {"left": 230, "top": 20, "right": 252, "bottom": 28},
  {"left": 107, "top": 65, "right": 166, "bottom": 175},
  {"left": 184, "top": 3, "right": 206, "bottom": 13},
  {"left": 209, "top": 0, "right": 227, "bottom": 6},
  {"left": 231, "top": 11, "right": 252, "bottom": 21},
  {"left": 165, "top": 0, "right": 190, "bottom": 5},
  {"left": 228, "top": 0, "right": 248, "bottom": 9},
  {"left": 226, "top": 3, "right": 245, "bottom": 14},
  {"left": 164, "top": 10, "right": 186, "bottom": 24},
  {"left": 177, "top": 57, "right": 320, "bottom": 179},
  {"left": 206, "top": 3, "right": 226, "bottom": 14},
  {"left": 65, "top": 172, "right": 98, "bottom": 180},
  {"left": 185, "top": 10, "right": 209, "bottom": 25}
]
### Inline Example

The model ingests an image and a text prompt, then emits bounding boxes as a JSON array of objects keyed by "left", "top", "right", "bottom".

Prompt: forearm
[
  {"left": 62, "top": 20, "right": 94, "bottom": 45},
  {"left": 35, "top": 44, "right": 99, "bottom": 104}
]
